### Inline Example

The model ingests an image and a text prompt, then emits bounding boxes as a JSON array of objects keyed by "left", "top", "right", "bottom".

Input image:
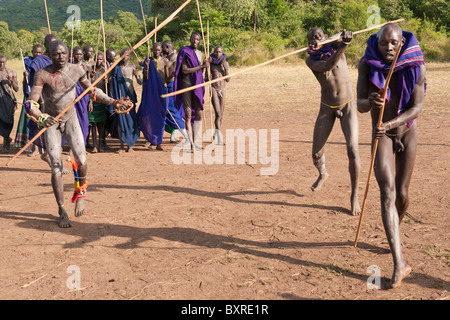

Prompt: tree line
[{"left": 0, "top": 0, "right": 448, "bottom": 65}]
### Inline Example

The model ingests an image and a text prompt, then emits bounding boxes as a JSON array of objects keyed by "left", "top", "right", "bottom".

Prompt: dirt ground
[{"left": 0, "top": 62, "right": 448, "bottom": 302}]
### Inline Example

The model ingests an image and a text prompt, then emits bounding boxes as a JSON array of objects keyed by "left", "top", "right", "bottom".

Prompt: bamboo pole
[
  {"left": 207, "top": 19, "right": 214, "bottom": 143},
  {"left": 6, "top": 0, "right": 194, "bottom": 166},
  {"left": 162, "top": 18, "right": 405, "bottom": 99},
  {"left": 195, "top": 0, "right": 213, "bottom": 140},
  {"left": 139, "top": 0, "right": 151, "bottom": 57},
  {"left": 100, "top": 0, "right": 107, "bottom": 93},
  {"left": 354, "top": 42, "right": 404, "bottom": 247},
  {"left": 44, "top": 0, "right": 51, "bottom": 34}
]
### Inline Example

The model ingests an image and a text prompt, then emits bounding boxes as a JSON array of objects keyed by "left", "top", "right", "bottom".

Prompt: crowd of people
[
  {"left": 0, "top": 23, "right": 427, "bottom": 289},
  {"left": 0, "top": 32, "right": 230, "bottom": 157}
]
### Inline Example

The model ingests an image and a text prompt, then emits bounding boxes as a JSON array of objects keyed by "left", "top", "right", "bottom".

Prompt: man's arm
[
  {"left": 377, "top": 64, "right": 426, "bottom": 134},
  {"left": 8, "top": 69, "right": 19, "bottom": 92},
  {"left": 182, "top": 58, "right": 209, "bottom": 75},
  {"left": 356, "top": 58, "right": 382, "bottom": 113},
  {"left": 306, "top": 31, "right": 352, "bottom": 73}
]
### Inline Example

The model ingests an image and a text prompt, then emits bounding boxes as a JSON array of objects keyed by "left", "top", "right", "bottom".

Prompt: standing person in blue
[
  {"left": 173, "top": 32, "right": 210, "bottom": 151},
  {"left": 357, "top": 23, "right": 426, "bottom": 289},
  {"left": 107, "top": 49, "right": 141, "bottom": 153},
  {"left": 305, "top": 27, "right": 361, "bottom": 217},
  {"left": 0, "top": 55, "right": 18, "bottom": 153},
  {"left": 70, "top": 46, "right": 91, "bottom": 147},
  {"left": 138, "top": 42, "right": 169, "bottom": 151},
  {"left": 14, "top": 44, "right": 43, "bottom": 154},
  {"left": 208, "top": 45, "right": 229, "bottom": 145},
  {"left": 162, "top": 39, "right": 185, "bottom": 143}
]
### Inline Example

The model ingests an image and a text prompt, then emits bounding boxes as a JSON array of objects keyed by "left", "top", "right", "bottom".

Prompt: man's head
[
  {"left": 378, "top": 23, "right": 405, "bottom": 64},
  {"left": 120, "top": 49, "right": 130, "bottom": 64},
  {"left": 152, "top": 42, "right": 162, "bottom": 59},
  {"left": 190, "top": 32, "right": 202, "bottom": 50},
  {"left": 95, "top": 53, "right": 104, "bottom": 68},
  {"left": 83, "top": 45, "right": 94, "bottom": 61},
  {"left": 161, "top": 40, "right": 173, "bottom": 56},
  {"left": 106, "top": 49, "right": 116, "bottom": 63},
  {"left": 32, "top": 44, "right": 43, "bottom": 58},
  {"left": 72, "top": 46, "right": 83, "bottom": 64},
  {"left": 213, "top": 46, "right": 223, "bottom": 59},
  {"left": 49, "top": 40, "right": 69, "bottom": 69},
  {"left": 44, "top": 34, "right": 58, "bottom": 52},
  {"left": 307, "top": 27, "right": 326, "bottom": 49},
  {"left": 0, "top": 56, "right": 7, "bottom": 71}
]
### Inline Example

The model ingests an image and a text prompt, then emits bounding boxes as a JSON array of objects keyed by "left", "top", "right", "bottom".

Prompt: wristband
[
  {"left": 37, "top": 113, "right": 50, "bottom": 127},
  {"left": 342, "top": 41, "right": 350, "bottom": 45},
  {"left": 24, "top": 100, "right": 40, "bottom": 113}
]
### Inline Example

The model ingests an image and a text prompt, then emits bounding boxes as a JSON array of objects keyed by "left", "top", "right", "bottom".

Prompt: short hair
[
  {"left": 307, "top": 27, "right": 323, "bottom": 40},
  {"left": 48, "top": 40, "right": 68, "bottom": 55},
  {"left": 190, "top": 32, "right": 202, "bottom": 41},
  {"left": 72, "top": 46, "right": 83, "bottom": 53},
  {"left": 32, "top": 44, "right": 43, "bottom": 52},
  {"left": 44, "top": 34, "right": 58, "bottom": 48}
]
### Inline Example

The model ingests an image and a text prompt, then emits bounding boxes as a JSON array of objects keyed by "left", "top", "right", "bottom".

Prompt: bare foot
[
  {"left": 156, "top": 144, "right": 165, "bottom": 151},
  {"left": 116, "top": 149, "right": 125, "bottom": 154},
  {"left": 351, "top": 193, "right": 361, "bottom": 216},
  {"left": 58, "top": 206, "right": 72, "bottom": 228},
  {"left": 91, "top": 147, "right": 98, "bottom": 153},
  {"left": 311, "top": 173, "right": 329, "bottom": 191},
  {"left": 388, "top": 264, "right": 412, "bottom": 289},
  {"left": 127, "top": 147, "right": 134, "bottom": 153},
  {"left": 75, "top": 197, "right": 86, "bottom": 217}
]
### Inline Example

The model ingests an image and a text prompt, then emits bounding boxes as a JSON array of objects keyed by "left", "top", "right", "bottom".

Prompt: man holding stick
[
  {"left": 25, "top": 40, "right": 131, "bottom": 228},
  {"left": 173, "top": 32, "right": 210, "bottom": 151},
  {"left": 357, "top": 23, "right": 426, "bottom": 288},
  {"left": 305, "top": 28, "right": 361, "bottom": 216}
]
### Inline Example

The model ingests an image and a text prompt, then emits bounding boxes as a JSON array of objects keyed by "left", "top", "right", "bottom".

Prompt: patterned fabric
[{"left": 362, "top": 31, "right": 426, "bottom": 119}]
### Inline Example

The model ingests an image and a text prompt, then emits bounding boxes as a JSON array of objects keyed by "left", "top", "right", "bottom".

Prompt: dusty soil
[{"left": 0, "top": 62, "right": 448, "bottom": 302}]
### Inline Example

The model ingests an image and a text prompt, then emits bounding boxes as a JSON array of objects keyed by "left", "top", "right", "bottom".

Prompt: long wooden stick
[
  {"left": 161, "top": 18, "right": 405, "bottom": 99},
  {"left": 139, "top": 0, "right": 151, "bottom": 57},
  {"left": 44, "top": 0, "right": 51, "bottom": 34},
  {"left": 6, "top": 0, "right": 194, "bottom": 167},
  {"left": 100, "top": 0, "right": 108, "bottom": 93},
  {"left": 353, "top": 42, "right": 404, "bottom": 247}
]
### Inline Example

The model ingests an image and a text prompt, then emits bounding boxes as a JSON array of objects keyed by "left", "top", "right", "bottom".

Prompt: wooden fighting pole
[
  {"left": 100, "top": 0, "right": 108, "bottom": 93},
  {"left": 195, "top": 0, "right": 213, "bottom": 141},
  {"left": 162, "top": 18, "right": 405, "bottom": 99},
  {"left": 139, "top": 0, "right": 151, "bottom": 57},
  {"left": 353, "top": 41, "right": 404, "bottom": 248},
  {"left": 207, "top": 19, "right": 214, "bottom": 144},
  {"left": 44, "top": 0, "right": 51, "bottom": 34},
  {"left": 6, "top": 0, "right": 194, "bottom": 167}
]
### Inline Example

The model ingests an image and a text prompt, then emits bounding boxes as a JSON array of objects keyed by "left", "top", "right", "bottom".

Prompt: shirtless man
[
  {"left": 0, "top": 55, "right": 18, "bottom": 152},
  {"left": 305, "top": 28, "right": 361, "bottom": 216},
  {"left": 25, "top": 40, "right": 131, "bottom": 228},
  {"left": 175, "top": 32, "right": 210, "bottom": 151},
  {"left": 209, "top": 45, "right": 230, "bottom": 145},
  {"left": 357, "top": 23, "right": 426, "bottom": 288},
  {"left": 162, "top": 40, "right": 185, "bottom": 143},
  {"left": 83, "top": 45, "right": 95, "bottom": 65}
]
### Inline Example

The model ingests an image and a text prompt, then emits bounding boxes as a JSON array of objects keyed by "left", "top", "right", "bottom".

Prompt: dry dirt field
[{"left": 0, "top": 61, "right": 448, "bottom": 304}]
